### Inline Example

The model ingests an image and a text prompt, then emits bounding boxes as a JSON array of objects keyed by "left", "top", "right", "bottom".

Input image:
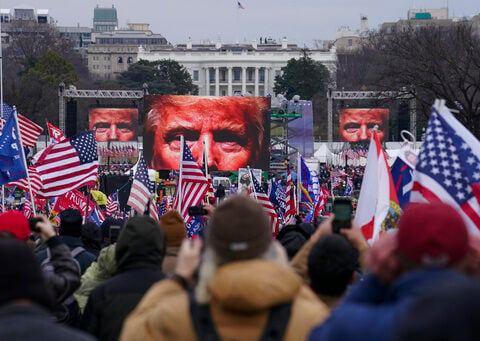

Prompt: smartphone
[
  {"left": 28, "top": 217, "right": 42, "bottom": 233},
  {"left": 332, "top": 198, "right": 353, "bottom": 233},
  {"left": 188, "top": 206, "right": 208, "bottom": 216},
  {"left": 109, "top": 225, "right": 121, "bottom": 244},
  {"left": 325, "top": 198, "right": 333, "bottom": 214}
]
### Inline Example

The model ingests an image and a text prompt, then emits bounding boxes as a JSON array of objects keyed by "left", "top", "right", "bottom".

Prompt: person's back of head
[
  {"left": 100, "top": 217, "right": 123, "bottom": 245},
  {"left": 0, "top": 210, "right": 30, "bottom": 241},
  {"left": 81, "top": 222, "right": 102, "bottom": 252},
  {"left": 308, "top": 234, "right": 358, "bottom": 298},
  {"left": 0, "top": 238, "right": 52, "bottom": 308},
  {"left": 59, "top": 208, "right": 83, "bottom": 238},
  {"left": 276, "top": 223, "right": 311, "bottom": 259},
  {"left": 207, "top": 195, "right": 272, "bottom": 262},
  {"left": 397, "top": 202, "right": 469, "bottom": 269},
  {"left": 159, "top": 210, "right": 186, "bottom": 247},
  {"left": 395, "top": 280, "right": 480, "bottom": 341},
  {"left": 115, "top": 215, "right": 166, "bottom": 272}
]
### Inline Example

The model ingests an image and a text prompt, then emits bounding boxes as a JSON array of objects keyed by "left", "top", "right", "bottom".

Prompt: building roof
[
  {"left": 93, "top": 7, "right": 117, "bottom": 22},
  {"left": 57, "top": 26, "right": 92, "bottom": 33}
]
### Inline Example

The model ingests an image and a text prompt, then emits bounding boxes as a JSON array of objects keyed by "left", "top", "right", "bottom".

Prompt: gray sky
[{"left": 1, "top": 0, "right": 478, "bottom": 46}]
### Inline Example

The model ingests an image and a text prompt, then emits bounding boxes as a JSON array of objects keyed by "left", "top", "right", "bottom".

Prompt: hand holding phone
[
  {"left": 188, "top": 206, "right": 208, "bottom": 216},
  {"left": 332, "top": 198, "right": 353, "bottom": 233}
]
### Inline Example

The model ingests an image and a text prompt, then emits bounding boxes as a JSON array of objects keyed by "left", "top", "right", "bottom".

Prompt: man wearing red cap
[{"left": 309, "top": 202, "right": 478, "bottom": 341}]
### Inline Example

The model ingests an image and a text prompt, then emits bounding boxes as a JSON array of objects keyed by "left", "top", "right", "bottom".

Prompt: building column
[
  {"left": 254, "top": 67, "right": 259, "bottom": 97},
  {"left": 215, "top": 67, "right": 220, "bottom": 96},
  {"left": 264, "top": 67, "right": 269, "bottom": 96},
  {"left": 227, "top": 67, "right": 233, "bottom": 96},
  {"left": 205, "top": 67, "right": 210, "bottom": 96},
  {"left": 241, "top": 67, "right": 247, "bottom": 95}
]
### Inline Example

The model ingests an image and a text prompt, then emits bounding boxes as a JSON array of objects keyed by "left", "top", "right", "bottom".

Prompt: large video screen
[
  {"left": 144, "top": 95, "right": 271, "bottom": 171},
  {"left": 339, "top": 108, "right": 389, "bottom": 143},
  {"left": 89, "top": 108, "right": 138, "bottom": 142}
]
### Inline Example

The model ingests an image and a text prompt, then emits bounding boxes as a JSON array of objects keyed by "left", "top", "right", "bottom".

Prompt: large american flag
[
  {"left": 33, "top": 131, "right": 99, "bottom": 198},
  {"left": 149, "top": 200, "right": 159, "bottom": 222},
  {"left": 411, "top": 104, "right": 480, "bottom": 231},
  {"left": 106, "top": 191, "right": 119, "bottom": 217},
  {"left": 250, "top": 172, "right": 280, "bottom": 235},
  {"left": 7, "top": 165, "right": 42, "bottom": 195},
  {"left": 127, "top": 154, "right": 153, "bottom": 215},
  {"left": 0, "top": 104, "right": 43, "bottom": 147},
  {"left": 173, "top": 140, "right": 209, "bottom": 225},
  {"left": 285, "top": 168, "right": 296, "bottom": 219}
]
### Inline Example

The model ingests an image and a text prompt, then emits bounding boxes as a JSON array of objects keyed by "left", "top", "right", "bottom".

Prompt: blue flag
[
  {"left": 268, "top": 179, "right": 286, "bottom": 219},
  {"left": 391, "top": 145, "right": 417, "bottom": 209},
  {"left": 0, "top": 113, "right": 27, "bottom": 185},
  {"left": 300, "top": 156, "right": 314, "bottom": 203}
]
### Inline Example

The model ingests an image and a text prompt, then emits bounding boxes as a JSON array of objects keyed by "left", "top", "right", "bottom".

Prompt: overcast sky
[{"left": 1, "top": 0, "right": 478, "bottom": 46}]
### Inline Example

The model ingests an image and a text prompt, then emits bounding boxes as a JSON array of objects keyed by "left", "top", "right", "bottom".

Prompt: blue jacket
[{"left": 309, "top": 269, "right": 469, "bottom": 341}]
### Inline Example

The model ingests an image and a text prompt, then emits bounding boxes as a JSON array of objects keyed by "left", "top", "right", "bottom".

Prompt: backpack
[
  {"left": 188, "top": 290, "right": 292, "bottom": 341},
  {"left": 41, "top": 246, "right": 85, "bottom": 326}
]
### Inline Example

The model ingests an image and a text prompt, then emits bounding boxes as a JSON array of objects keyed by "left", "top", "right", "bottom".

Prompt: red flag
[{"left": 47, "top": 121, "right": 65, "bottom": 144}]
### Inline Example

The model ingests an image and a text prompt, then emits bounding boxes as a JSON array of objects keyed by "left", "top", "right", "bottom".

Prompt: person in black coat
[
  {"left": 0, "top": 238, "right": 93, "bottom": 340},
  {"left": 82, "top": 215, "right": 167, "bottom": 341}
]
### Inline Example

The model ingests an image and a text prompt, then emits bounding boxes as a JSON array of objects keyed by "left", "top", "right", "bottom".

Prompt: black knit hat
[
  {"left": 207, "top": 196, "right": 272, "bottom": 262},
  {"left": 0, "top": 238, "right": 53, "bottom": 307},
  {"left": 59, "top": 208, "right": 83, "bottom": 237}
]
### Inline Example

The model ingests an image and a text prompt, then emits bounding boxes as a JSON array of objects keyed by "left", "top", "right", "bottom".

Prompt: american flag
[
  {"left": 173, "top": 140, "right": 209, "bottom": 225},
  {"left": 33, "top": 131, "right": 98, "bottom": 198},
  {"left": 0, "top": 104, "right": 43, "bottom": 147},
  {"left": 106, "top": 192, "right": 119, "bottom": 217},
  {"left": 23, "top": 193, "right": 32, "bottom": 218},
  {"left": 411, "top": 104, "right": 480, "bottom": 231},
  {"left": 7, "top": 165, "right": 43, "bottom": 195},
  {"left": 285, "top": 169, "right": 296, "bottom": 219},
  {"left": 127, "top": 154, "right": 153, "bottom": 215},
  {"left": 250, "top": 172, "right": 279, "bottom": 235},
  {"left": 149, "top": 200, "right": 159, "bottom": 222}
]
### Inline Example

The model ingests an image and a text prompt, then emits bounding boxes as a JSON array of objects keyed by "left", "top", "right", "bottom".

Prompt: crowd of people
[{"left": 1, "top": 194, "right": 479, "bottom": 341}]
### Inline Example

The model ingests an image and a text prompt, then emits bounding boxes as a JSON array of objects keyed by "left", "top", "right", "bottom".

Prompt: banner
[
  {"left": 52, "top": 190, "right": 95, "bottom": 218},
  {"left": 238, "top": 168, "right": 262, "bottom": 194}
]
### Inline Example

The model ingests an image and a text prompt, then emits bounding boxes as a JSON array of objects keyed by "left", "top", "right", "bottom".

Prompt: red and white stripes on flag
[
  {"left": 127, "top": 154, "right": 153, "bottom": 215},
  {"left": 33, "top": 131, "right": 99, "bottom": 198},
  {"left": 106, "top": 193, "right": 119, "bottom": 217},
  {"left": 0, "top": 113, "right": 43, "bottom": 147},
  {"left": 23, "top": 195, "right": 32, "bottom": 218},
  {"left": 7, "top": 165, "right": 42, "bottom": 195},
  {"left": 249, "top": 171, "right": 280, "bottom": 235},
  {"left": 149, "top": 200, "right": 159, "bottom": 222},
  {"left": 174, "top": 140, "right": 209, "bottom": 225},
  {"left": 285, "top": 168, "right": 296, "bottom": 219}
]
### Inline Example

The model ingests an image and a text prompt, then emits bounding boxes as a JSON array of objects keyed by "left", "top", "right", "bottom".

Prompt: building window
[
  {"left": 209, "top": 68, "right": 215, "bottom": 81},
  {"left": 233, "top": 68, "right": 241, "bottom": 81},
  {"left": 248, "top": 70, "right": 254, "bottom": 81},
  {"left": 193, "top": 70, "right": 199, "bottom": 81},
  {"left": 221, "top": 70, "right": 226, "bottom": 82},
  {"left": 127, "top": 57, "right": 133, "bottom": 64},
  {"left": 118, "top": 57, "right": 123, "bottom": 63},
  {"left": 275, "top": 70, "right": 281, "bottom": 78},
  {"left": 259, "top": 69, "right": 265, "bottom": 82},
  {"left": 348, "top": 39, "right": 353, "bottom": 47}
]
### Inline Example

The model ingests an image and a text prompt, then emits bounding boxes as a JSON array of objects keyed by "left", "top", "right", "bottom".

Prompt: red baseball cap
[
  {"left": 0, "top": 211, "right": 30, "bottom": 241},
  {"left": 397, "top": 202, "right": 469, "bottom": 267}
]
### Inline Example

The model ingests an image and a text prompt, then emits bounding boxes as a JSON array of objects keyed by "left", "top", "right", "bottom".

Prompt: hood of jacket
[
  {"left": 209, "top": 260, "right": 302, "bottom": 313},
  {"left": 115, "top": 216, "right": 166, "bottom": 273},
  {"left": 97, "top": 244, "right": 117, "bottom": 278}
]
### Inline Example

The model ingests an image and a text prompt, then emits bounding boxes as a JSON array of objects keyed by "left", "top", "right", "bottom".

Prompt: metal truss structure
[
  {"left": 326, "top": 89, "right": 417, "bottom": 142},
  {"left": 58, "top": 83, "right": 148, "bottom": 133}
]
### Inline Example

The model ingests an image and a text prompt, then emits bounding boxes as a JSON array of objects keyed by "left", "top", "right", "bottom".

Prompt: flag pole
[
  {"left": 296, "top": 152, "right": 301, "bottom": 215},
  {"left": 177, "top": 136, "right": 184, "bottom": 213},
  {"left": 84, "top": 186, "right": 91, "bottom": 223},
  {"left": 13, "top": 108, "right": 36, "bottom": 215},
  {"left": 203, "top": 137, "right": 208, "bottom": 176},
  {"left": 247, "top": 166, "right": 258, "bottom": 200}
]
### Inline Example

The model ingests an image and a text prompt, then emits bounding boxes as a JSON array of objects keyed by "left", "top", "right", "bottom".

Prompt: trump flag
[{"left": 391, "top": 144, "right": 417, "bottom": 209}]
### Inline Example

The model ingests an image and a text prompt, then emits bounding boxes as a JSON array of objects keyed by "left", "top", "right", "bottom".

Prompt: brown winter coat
[{"left": 120, "top": 260, "right": 329, "bottom": 341}]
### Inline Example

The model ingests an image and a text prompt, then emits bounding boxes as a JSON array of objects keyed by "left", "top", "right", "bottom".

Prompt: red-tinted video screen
[
  {"left": 89, "top": 108, "right": 138, "bottom": 142},
  {"left": 339, "top": 108, "right": 389, "bottom": 142},
  {"left": 143, "top": 95, "right": 270, "bottom": 171}
]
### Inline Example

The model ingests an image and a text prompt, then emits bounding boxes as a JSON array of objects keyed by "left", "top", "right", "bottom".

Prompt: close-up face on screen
[
  {"left": 339, "top": 108, "right": 389, "bottom": 142},
  {"left": 143, "top": 95, "right": 270, "bottom": 171},
  {"left": 89, "top": 108, "right": 138, "bottom": 142}
]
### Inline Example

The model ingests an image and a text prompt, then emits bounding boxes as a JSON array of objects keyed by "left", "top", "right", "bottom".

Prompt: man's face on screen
[
  {"left": 89, "top": 109, "right": 137, "bottom": 142},
  {"left": 339, "top": 110, "right": 387, "bottom": 142},
  {"left": 151, "top": 104, "right": 255, "bottom": 171}
]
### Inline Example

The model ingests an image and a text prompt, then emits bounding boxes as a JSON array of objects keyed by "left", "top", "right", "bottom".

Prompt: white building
[{"left": 137, "top": 38, "right": 337, "bottom": 96}]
